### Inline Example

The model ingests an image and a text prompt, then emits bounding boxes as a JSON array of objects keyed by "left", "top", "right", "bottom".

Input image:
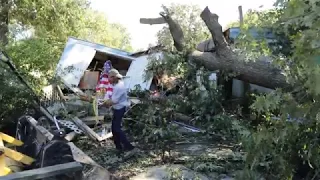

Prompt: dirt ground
[{"left": 76, "top": 135, "right": 244, "bottom": 180}]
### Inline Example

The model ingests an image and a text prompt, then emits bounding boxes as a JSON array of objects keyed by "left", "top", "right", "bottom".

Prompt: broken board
[{"left": 71, "top": 117, "right": 112, "bottom": 142}]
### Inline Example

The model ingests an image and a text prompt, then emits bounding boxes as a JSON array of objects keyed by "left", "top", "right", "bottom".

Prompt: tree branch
[
  {"left": 196, "top": 39, "right": 215, "bottom": 52},
  {"left": 139, "top": 6, "right": 185, "bottom": 51},
  {"left": 200, "top": 7, "right": 228, "bottom": 49},
  {"left": 159, "top": 11, "right": 184, "bottom": 51},
  {"left": 190, "top": 50, "right": 288, "bottom": 89},
  {"left": 140, "top": 17, "right": 166, "bottom": 25}
]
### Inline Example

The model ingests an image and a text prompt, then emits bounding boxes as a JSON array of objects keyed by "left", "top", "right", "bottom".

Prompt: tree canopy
[
  {"left": 156, "top": 3, "right": 210, "bottom": 51},
  {"left": 2, "top": 0, "right": 320, "bottom": 179},
  {"left": 4, "top": 0, "right": 132, "bottom": 85},
  {"left": 0, "top": 0, "right": 132, "bottom": 126}
]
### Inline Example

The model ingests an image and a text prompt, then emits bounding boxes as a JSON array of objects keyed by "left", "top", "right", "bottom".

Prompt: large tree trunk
[
  {"left": 140, "top": 6, "right": 289, "bottom": 89},
  {"left": 193, "top": 7, "right": 287, "bottom": 89},
  {"left": 190, "top": 51, "right": 287, "bottom": 89},
  {"left": 0, "top": 0, "right": 9, "bottom": 45}
]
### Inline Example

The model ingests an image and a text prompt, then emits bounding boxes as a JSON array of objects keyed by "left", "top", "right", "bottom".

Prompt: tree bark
[
  {"left": 190, "top": 51, "right": 287, "bottom": 89},
  {"left": 159, "top": 11, "right": 184, "bottom": 52},
  {"left": 140, "top": 17, "right": 166, "bottom": 25},
  {"left": 0, "top": 0, "right": 9, "bottom": 45},
  {"left": 196, "top": 39, "right": 215, "bottom": 52},
  {"left": 195, "top": 7, "right": 288, "bottom": 89},
  {"left": 146, "top": 6, "right": 289, "bottom": 89},
  {"left": 200, "top": 7, "right": 228, "bottom": 49}
]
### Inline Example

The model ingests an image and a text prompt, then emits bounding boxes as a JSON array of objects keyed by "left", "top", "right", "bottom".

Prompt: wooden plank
[
  {"left": 3, "top": 147, "right": 35, "bottom": 165},
  {"left": 81, "top": 116, "right": 104, "bottom": 122},
  {"left": 100, "top": 132, "right": 113, "bottom": 140},
  {"left": 71, "top": 117, "right": 103, "bottom": 141},
  {"left": 65, "top": 132, "right": 77, "bottom": 142},
  {"left": 0, "top": 162, "right": 82, "bottom": 180},
  {"left": 63, "top": 96, "right": 70, "bottom": 100},
  {"left": 69, "top": 142, "right": 116, "bottom": 180},
  {"left": 0, "top": 133, "right": 23, "bottom": 146},
  {"left": 81, "top": 116, "right": 105, "bottom": 126},
  {"left": 56, "top": 85, "right": 66, "bottom": 102},
  {"left": 68, "top": 142, "right": 101, "bottom": 167}
]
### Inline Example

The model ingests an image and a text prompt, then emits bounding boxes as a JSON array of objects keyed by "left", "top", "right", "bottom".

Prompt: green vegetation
[
  {"left": 122, "top": 1, "right": 320, "bottom": 179},
  {"left": 2, "top": 0, "right": 320, "bottom": 179},
  {"left": 156, "top": 3, "right": 211, "bottom": 51},
  {"left": 0, "top": 0, "right": 132, "bottom": 127}
]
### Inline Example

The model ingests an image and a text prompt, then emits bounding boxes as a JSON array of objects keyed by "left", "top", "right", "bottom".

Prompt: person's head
[{"left": 108, "top": 68, "right": 123, "bottom": 84}]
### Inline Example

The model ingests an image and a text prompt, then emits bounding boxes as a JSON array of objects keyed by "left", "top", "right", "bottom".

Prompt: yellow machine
[{"left": 0, "top": 132, "right": 35, "bottom": 176}]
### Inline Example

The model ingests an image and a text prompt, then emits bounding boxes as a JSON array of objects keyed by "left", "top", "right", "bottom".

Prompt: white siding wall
[
  {"left": 232, "top": 79, "right": 273, "bottom": 97},
  {"left": 124, "top": 52, "right": 163, "bottom": 90}
]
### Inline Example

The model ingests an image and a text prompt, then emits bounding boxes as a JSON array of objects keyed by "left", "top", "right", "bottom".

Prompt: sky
[{"left": 90, "top": 0, "right": 276, "bottom": 51}]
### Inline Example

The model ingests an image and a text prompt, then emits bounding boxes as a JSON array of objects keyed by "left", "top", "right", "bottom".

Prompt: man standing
[{"left": 103, "top": 68, "right": 136, "bottom": 157}]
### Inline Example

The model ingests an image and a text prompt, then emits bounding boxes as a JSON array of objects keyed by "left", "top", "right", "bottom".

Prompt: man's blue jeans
[{"left": 112, "top": 107, "right": 134, "bottom": 151}]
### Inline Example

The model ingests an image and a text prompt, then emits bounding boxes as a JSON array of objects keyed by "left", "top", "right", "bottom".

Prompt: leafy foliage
[
  {"left": 125, "top": 48, "right": 233, "bottom": 164},
  {"left": 0, "top": 60, "right": 36, "bottom": 132},
  {"left": 228, "top": 0, "right": 320, "bottom": 179},
  {"left": 133, "top": 1, "right": 320, "bottom": 179},
  {"left": 156, "top": 3, "right": 210, "bottom": 51},
  {"left": 2, "top": 0, "right": 320, "bottom": 179},
  {"left": 0, "top": 0, "right": 132, "bottom": 128}
]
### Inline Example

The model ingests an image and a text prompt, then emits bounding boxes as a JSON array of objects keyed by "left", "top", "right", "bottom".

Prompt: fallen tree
[{"left": 140, "top": 6, "right": 289, "bottom": 90}]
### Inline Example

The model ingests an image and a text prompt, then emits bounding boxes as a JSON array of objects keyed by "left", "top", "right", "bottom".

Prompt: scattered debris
[{"left": 0, "top": 52, "right": 116, "bottom": 179}]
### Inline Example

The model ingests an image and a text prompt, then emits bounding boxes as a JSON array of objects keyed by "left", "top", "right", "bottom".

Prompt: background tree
[
  {"left": 0, "top": 0, "right": 9, "bottom": 45},
  {"left": 156, "top": 3, "right": 210, "bottom": 51},
  {"left": 5, "top": 0, "right": 132, "bottom": 87},
  {"left": 0, "top": 0, "right": 132, "bottom": 130},
  {"left": 225, "top": 9, "right": 281, "bottom": 28}
]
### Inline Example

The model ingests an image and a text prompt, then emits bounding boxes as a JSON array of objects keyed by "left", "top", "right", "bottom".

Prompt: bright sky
[{"left": 90, "top": 0, "right": 276, "bottom": 51}]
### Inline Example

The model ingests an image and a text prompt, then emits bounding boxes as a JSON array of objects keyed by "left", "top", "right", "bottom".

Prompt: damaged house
[{"left": 55, "top": 37, "right": 163, "bottom": 94}]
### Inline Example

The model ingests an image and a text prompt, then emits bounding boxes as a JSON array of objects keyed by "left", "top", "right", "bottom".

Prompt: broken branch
[
  {"left": 140, "top": 17, "right": 166, "bottom": 25},
  {"left": 139, "top": 6, "right": 184, "bottom": 51},
  {"left": 200, "top": 6, "right": 228, "bottom": 49},
  {"left": 159, "top": 8, "right": 184, "bottom": 51}
]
